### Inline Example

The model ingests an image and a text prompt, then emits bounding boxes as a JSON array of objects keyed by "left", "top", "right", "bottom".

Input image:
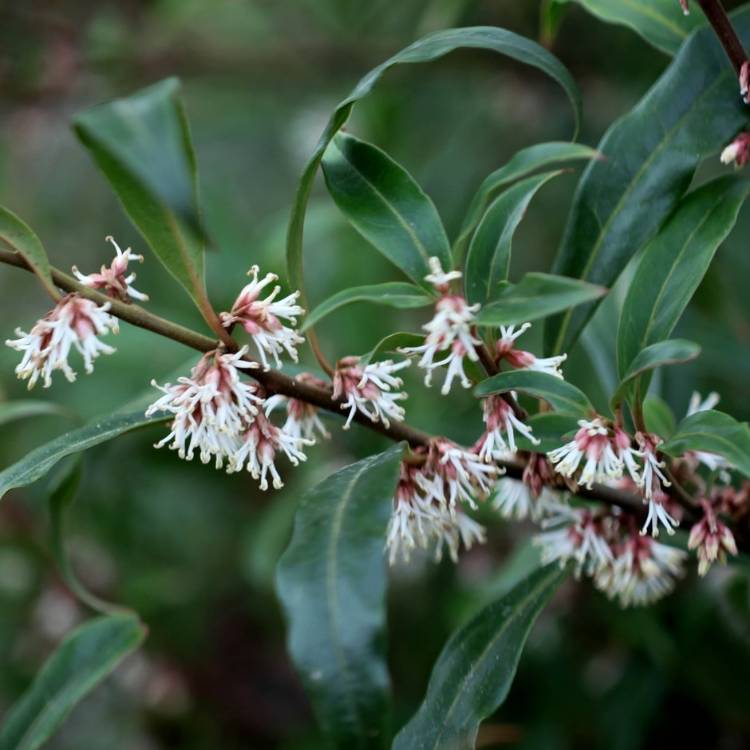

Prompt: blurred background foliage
[{"left": 1, "top": 1, "right": 750, "bottom": 748}]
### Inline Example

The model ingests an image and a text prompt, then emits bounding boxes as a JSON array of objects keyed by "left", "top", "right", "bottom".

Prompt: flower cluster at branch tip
[
  {"left": 495, "top": 323, "right": 566, "bottom": 378},
  {"left": 220, "top": 265, "right": 305, "bottom": 370},
  {"left": 72, "top": 236, "right": 148, "bottom": 302},
  {"left": 400, "top": 257, "right": 482, "bottom": 394},
  {"left": 720, "top": 132, "right": 750, "bottom": 168},
  {"left": 332, "top": 355, "right": 410, "bottom": 429},
  {"left": 6, "top": 294, "right": 118, "bottom": 389}
]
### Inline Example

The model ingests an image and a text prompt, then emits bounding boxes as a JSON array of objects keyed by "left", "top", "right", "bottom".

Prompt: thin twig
[{"left": 697, "top": 0, "right": 749, "bottom": 74}]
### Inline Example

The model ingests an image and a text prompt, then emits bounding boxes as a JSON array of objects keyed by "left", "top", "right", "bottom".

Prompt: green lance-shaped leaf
[
  {"left": 617, "top": 177, "right": 750, "bottom": 378},
  {"left": 0, "top": 400, "right": 73, "bottom": 426},
  {"left": 464, "top": 171, "right": 562, "bottom": 306},
  {"left": 513, "top": 412, "right": 580, "bottom": 453},
  {"left": 393, "top": 565, "right": 566, "bottom": 750},
  {"left": 643, "top": 396, "right": 677, "bottom": 438},
  {"left": 661, "top": 410, "right": 750, "bottom": 479},
  {"left": 610, "top": 338, "right": 701, "bottom": 410},
  {"left": 288, "top": 25, "right": 581, "bottom": 302},
  {"left": 474, "top": 272, "right": 606, "bottom": 327},
  {"left": 303, "top": 282, "right": 433, "bottom": 333},
  {"left": 74, "top": 78, "right": 218, "bottom": 328},
  {"left": 544, "top": 12, "right": 750, "bottom": 356},
  {"left": 0, "top": 406, "right": 168, "bottom": 501},
  {"left": 0, "top": 206, "right": 58, "bottom": 299},
  {"left": 322, "top": 133, "right": 450, "bottom": 288},
  {"left": 553, "top": 0, "right": 704, "bottom": 56},
  {"left": 455, "top": 141, "right": 599, "bottom": 256},
  {"left": 0, "top": 614, "right": 146, "bottom": 750},
  {"left": 359, "top": 332, "right": 425, "bottom": 367},
  {"left": 276, "top": 444, "right": 404, "bottom": 749},
  {"left": 475, "top": 369, "right": 594, "bottom": 417}
]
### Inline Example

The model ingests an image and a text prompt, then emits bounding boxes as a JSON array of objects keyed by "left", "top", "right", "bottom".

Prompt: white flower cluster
[
  {"left": 546, "top": 417, "right": 678, "bottom": 537},
  {"left": 6, "top": 294, "right": 118, "bottom": 389},
  {"left": 534, "top": 503, "right": 688, "bottom": 607}
]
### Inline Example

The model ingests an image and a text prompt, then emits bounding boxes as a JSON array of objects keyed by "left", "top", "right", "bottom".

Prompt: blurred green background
[{"left": 1, "top": 1, "right": 750, "bottom": 748}]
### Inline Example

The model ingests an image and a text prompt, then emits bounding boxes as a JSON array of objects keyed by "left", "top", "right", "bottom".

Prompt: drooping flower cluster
[
  {"left": 688, "top": 499, "right": 738, "bottom": 576},
  {"left": 720, "top": 132, "right": 750, "bottom": 168},
  {"left": 401, "top": 258, "right": 482, "bottom": 394},
  {"left": 494, "top": 323, "right": 566, "bottom": 378},
  {"left": 72, "top": 236, "right": 148, "bottom": 302},
  {"left": 6, "top": 294, "right": 118, "bottom": 389},
  {"left": 535, "top": 504, "right": 687, "bottom": 607},
  {"left": 476, "top": 394, "right": 539, "bottom": 460},
  {"left": 386, "top": 457, "right": 489, "bottom": 565},
  {"left": 146, "top": 348, "right": 313, "bottom": 488},
  {"left": 264, "top": 373, "right": 331, "bottom": 442},
  {"left": 220, "top": 265, "right": 305, "bottom": 370},
  {"left": 547, "top": 417, "right": 677, "bottom": 536},
  {"left": 492, "top": 454, "right": 560, "bottom": 522},
  {"left": 332, "top": 356, "right": 410, "bottom": 429}
]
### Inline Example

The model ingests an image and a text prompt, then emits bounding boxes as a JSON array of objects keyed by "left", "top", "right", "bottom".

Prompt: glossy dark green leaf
[
  {"left": 288, "top": 25, "right": 581, "bottom": 302},
  {"left": 0, "top": 406, "right": 168, "bottom": 501},
  {"left": 554, "top": 0, "right": 704, "bottom": 55},
  {"left": 303, "top": 282, "right": 432, "bottom": 332},
  {"left": 643, "top": 396, "right": 677, "bottom": 438},
  {"left": 544, "top": 13, "right": 750, "bottom": 355},
  {"left": 322, "top": 133, "right": 450, "bottom": 287},
  {"left": 475, "top": 369, "right": 593, "bottom": 416},
  {"left": 513, "top": 412, "right": 580, "bottom": 453},
  {"left": 74, "top": 78, "right": 218, "bottom": 327},
  {"left": 0, "top": 614, "right": 146, "bottom": 750},
  {"left": 0, "top": 400, "right": 73, "bottom": 427},
  {"left": 0, "top": 206, "right": 57, "bottom": 298},
  {"left": 610, "top": 339, "right": 701, "bottom": 409},
  {"left": 661, "top": 410, "right": 750, "bottom": 478},
  {"left": 617, "top": 177, "right": 750, "bottom": 377},
  {"left": 392, "top": 565, "right": 566, "bottom": 750},
  {"left": 360, "top": 332, "right": 425, "bottom": 367},
  {"left": 464, "top": 172, "right": 562, "bottom": 305},
  {"left": 474, "top": 272, "right": 607, "bottom": 327},
  {"left": 456, "top": 142, "right": 599, "bottom": 255},
  {"left": 276, "top": 444, "right": 404, "bottom": 749}
]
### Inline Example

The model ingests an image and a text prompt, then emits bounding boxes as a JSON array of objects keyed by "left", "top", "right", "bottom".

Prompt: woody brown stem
[
  {"left": 697, "top": 0, "right": 749, "bottom": 74},
  {"left": 2, "top": 248, "right": 743, "bottom": 548}
]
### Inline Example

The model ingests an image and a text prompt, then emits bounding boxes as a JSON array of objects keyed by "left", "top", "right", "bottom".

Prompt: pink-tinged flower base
[
  {"left": 6, "top": 294, "right": 118, "bottom": 389},
  {"left": 72, "top": 236, "right": 148, "bottom": 302},
  {"left": 688, "top": 501, "right": 738, "bottom": 576}
]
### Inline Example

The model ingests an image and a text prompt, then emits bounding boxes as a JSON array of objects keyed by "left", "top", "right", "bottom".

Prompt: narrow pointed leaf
[
  {"left": 0, "top": 614, "right": 146, "bottom": 750},
  {"left": 617, "top": 177, "right": 750, "bottom": 377},
  {"left": 0, "top": 206, "right": 57, "bottom": 298},
  {"left": 610, "top": 339, "right": 701, "bottom": 409},
  {"left": 322, "top": 134, "right": 450, "bottom": 287},
  {"left": 643, "top": 396, "right": 677, "bottom": 438},
  {"left": 456, "top": 142, "right": 599, "bottom": 255},
  {"left": 464, "top": 171, "right": 562, "bottom": 305},
  {"left": 288, "top": 25, "right": 581, "bottom": 302},
  {"left": 513, "top": 412, "right": 580, "bottom": 453},
  {"left": 276, "top": 444, "right": 404, "bottom": 749},
  {"left": 0, "top": 406, "right": 168, "bottom": 501},
  {"left": 303, "top": 282, "right": 432, "bottom": 332},
  {"left": 393, "top": 565, "right": 566, "bottom": 750},
  {"left": 74, "top": 78, "right": 217, "bottom": 327},
  {"left": 359, "top": 332, "right": 424, "bottom": 367},
  {"left": 544, "top": 13, "right": 750, "bottom": 355},
  {"left": 661, "top": 410, "right": 750, "bottom": 479},
  {"left": 554, "top": 0, "right": 704, "bottom": 55},
  {"left": 474, "top": 272, "right": 606, "bottom": 327},
  {"left": 474, "top": 370, "right": 593, "bottom": 416},
  {"left": 0, "top": 400, "right": 73, "bottom": 426}
]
